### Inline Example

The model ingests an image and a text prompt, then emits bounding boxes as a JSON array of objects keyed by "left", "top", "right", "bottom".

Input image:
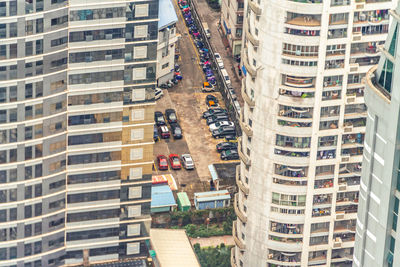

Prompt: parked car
[
  {"left": 205, "top": 95, "right": 219, "bottom": 108},
  {"left": 223, "top": 135, "right": 238, "bottom": 143},
  {"left": 155, "top": 88, "right": 164, "bottom": 100},
  {"left": 221, "top": 69, "right": 231, "bottom": 86},
  {"left": 169, "top": 154, "right": 182, "bottom": 170},
  {"left": 202, "top": 108, "right": 227, "bottom": 119},
  {"left": 170, "top": 123, "right": 182, "bottom": 139},
  {"left": 202, "top": 82, "right": 215, "bottom": 92},
  {"left": 165, "top": 109, "right": 178, "bottom": 124},
  {"left": 181, "top": 154, "right": 195, "bottom": 170},
  {"left": 206, "top": 114, "right": 229, "bottom": 125},
  {"left": 158, "top": 125, "right": 170, "bottom": 139},
  {"left": 220, "top": 149, "right": 239, "bottom": 160},
  {"left": 157, "top": 155, "right": 168, "bottom": 170},
  {"left": 153, "top": 125, "right": 159, "bottom": 142},
  {"left": 209, "top": 121, "right": 234, "bottom": 132},
  {"left": 202, "top": 22, "right": 211, "bottom": 38},
  {"left": 216, "top": 142, "right": 237, "bottom": 153},
  {"left": 155, "top": 111, "right": 166, "bottom": 126},
  {"left": 212, "top": 125, "right": 236, "bottom": 138},
  {"left": 214, "top": 53, "right": 224, "bottom": 69}
]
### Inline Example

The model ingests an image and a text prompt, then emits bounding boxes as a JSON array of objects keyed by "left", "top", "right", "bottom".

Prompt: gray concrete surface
[{"left": 153, "top": 0, "right": 239, "bottom": 200}]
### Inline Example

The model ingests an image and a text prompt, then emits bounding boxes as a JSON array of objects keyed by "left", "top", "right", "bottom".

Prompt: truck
[{"left": 202, "top": 22, "right": 211, "bottom": 38}]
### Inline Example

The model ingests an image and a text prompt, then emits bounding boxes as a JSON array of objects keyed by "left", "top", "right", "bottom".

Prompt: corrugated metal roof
[
  {"left": 208, "top": 164, "right": 219, "bottom": 181},
  {"left": 194, "top": 190, "right": 231, "bottom": 202},
  {"left": 158, "top": 0, "right": 178, "bottom": 29},
  {"left": 177, "top": 192, "right": 191, "bottom": 206},
  {"left": 150, "top": 229, "right": 201, "bottom": 267},
  {"left": 151, "top": 185, "right": 177, "bottom": 208}
]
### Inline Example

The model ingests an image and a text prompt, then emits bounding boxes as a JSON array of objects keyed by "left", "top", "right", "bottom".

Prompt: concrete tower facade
[
  {"left": 354, "top": 3, "right": 400, "bottom": 266},
  {"left": 0, "top": 0, "right": 158, "bottom": 266},
  {"left": 232, "top": 0, "right": 395, "bottom": 266}
]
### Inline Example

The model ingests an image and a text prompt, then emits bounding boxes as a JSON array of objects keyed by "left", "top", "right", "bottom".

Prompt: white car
[
  {"left": 214, "top": 53, "right": 224, "bottom": 69},
  {"left": 155, "top": 88, "right": 164, "bottom": 100},
  {"left": 209, "top": 121, "right": 234, "bottom": 132},
  {"left": 181, "top": 154, "right": 195, "bottom": 170}
]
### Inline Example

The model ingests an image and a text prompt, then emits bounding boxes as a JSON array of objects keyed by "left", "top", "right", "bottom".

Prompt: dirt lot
[{"left": 152, "top": 0, "right": 239, "bottom": 199}]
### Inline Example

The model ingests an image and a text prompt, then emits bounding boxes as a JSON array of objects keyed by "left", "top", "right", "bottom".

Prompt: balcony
[
  {"left": 231, "top": 247, "right": 238, "bottom": 267},
  {"left": 242, "top": 81, "right": 255, "bottom": 107},
  {"left": 239, "top": 115, "right": 253, "bottom": 137},
  {"left": 334, "top": 221, "right": 356, "bottom": 234},
  {"left": 267, "top": 250, "right": 301, "bottom": 266},
  {"left": 270, "top": 221, "right": 303, "bottom": 236},
  {"left": 283, "top": 75, "right": 315, "bottom": 88},
  {"left": 243, "top": 52, "right": 257, "bottom": 77},
  {"left": 248, "top": 0, "right": 262, "bottom": 15},
  {"left": 234, "top": 193, "right": 248, "bottom": 223},
  {"left": 279, "top": 106, "right": 313, "bottom": 120},
  {"left": 312, "top": 207, "right": 331, "bottom": 217},
  {"left": 236, "top": 165, "right": 249, "bottom": 195},
  {"left": 238, "top": 138, "right": 251, "bottom": 166},
  {"left": 246, "top": 25, "right": 259, "bottom": 47},
  {"left": 331, "top": 248, "right": 354, "bottom": 263},
  {"left": 286, "top": 13, "right": 321, "bottom": 27},
  {"left": 233, "top": 221, "right": 246, "bottom": 250}
]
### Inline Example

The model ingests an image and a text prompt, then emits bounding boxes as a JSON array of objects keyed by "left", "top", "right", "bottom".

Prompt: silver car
[{"left": 181, "top": 154, "right": 195, "bottom": 170}]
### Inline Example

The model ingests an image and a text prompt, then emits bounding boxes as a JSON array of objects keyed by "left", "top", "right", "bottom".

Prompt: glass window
[
  {"left": 9, "top": 22, "right": 17, "bottom": 37},
  {"left": 0, "top": 3, "right": 6, "bottom": 17}
]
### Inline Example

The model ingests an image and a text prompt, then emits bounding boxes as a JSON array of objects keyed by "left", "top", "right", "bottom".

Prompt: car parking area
[{"left": 153, "top": 0, "right": 238, "bottom": 198}]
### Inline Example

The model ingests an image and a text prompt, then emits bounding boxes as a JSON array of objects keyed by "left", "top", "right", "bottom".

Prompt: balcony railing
[
  {"left": 233, "top": 221, "right": 246, "bottom": 250},
  {"left": 248, "top": 0, "right": 262, "bottom": 15},
  {"left": 234, "top": 194, "right": 248, "bottom": 223},
  {"left": 246, "top": 27, "right": 259, "bottom": 47},
  {"left": 286, "top": 15, "right": 321, "bottom": 27},
  {"left": 243, "top": 52, "right": 257, "bottom": 77},
  {"left": 236, "top": 165, "right": 249, "bottom": 195},
  {"left": 241, "top": 81, "right": 255, "bottom": 107},
  {"left": 240, "top": 116, "right": 253, "bottom": 137},
  {"left": 238, "top": 138, "right": 251, "bottom": 166}
]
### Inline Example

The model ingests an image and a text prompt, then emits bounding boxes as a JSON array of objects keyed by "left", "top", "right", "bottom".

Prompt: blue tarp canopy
[
  {"left": 158, "top": 0, "right": 178, "bottom": 29},
  {"left": 151, "top": 185, "right": 177, "bottom": 208}
]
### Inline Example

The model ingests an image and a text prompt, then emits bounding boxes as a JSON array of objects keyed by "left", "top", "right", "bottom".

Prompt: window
[
  {"left": 132, "top": 109, "right": 145, "bottom": 121},
  {"left": 127, "top": 224, "right": 141, "bottom": 236},
  {"left": 130, "top": 148, "right": 143, "bottom": 160},
  {"left": 132, "top": 67, "right": 146, "bottom": 80},
  {"left": 134, "top": 46, "right": 147, "bottom": 59},
  {"left": 131, "top": 128, "right": 144, "bottom": 140},
  {"left": 162, "top": 63, "right": 169, "bottom": 69},
  {"left": 129, "top": 186, "right": 142, "bottom": 198},
  {"left": 130, "top": 168, "right": 142, "bottom": 180},
  {"left": 135, "top": 4, "right": 149, "bottom": 17},
  {"left": 132, "top": 89, "right": 146, "bottom": 101},
  {"left": 127, "top": 242, "right": 140, "bottom": 255},
  {"left": 128, "top": 205, "right": 141, "bottom": 217},
  {"left": 134, "top": 25, "right": 148, "bottom": 38}
]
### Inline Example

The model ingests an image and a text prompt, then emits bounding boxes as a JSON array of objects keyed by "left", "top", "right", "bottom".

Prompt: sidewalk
[
  {"left": 189, "top": 235, "right": 235, "bottom": 247},
  {"left": 193, "top": 0, "right": 244, "bottom": 106}
]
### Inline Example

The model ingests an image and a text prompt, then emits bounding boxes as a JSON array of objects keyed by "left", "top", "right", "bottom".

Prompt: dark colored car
[
  {"left": 216, "top": 142, "right": 238, "bottom": 153},
  {"left": 165, "top": 109, "right": 178, "bottom": 124},
  {"left": 154, "top": 111, "right": 166, "bottom": 126},
  {"left": 157, "top": 155, "right": 168, "bottom": 170},
  {"left": 202, "top": 108, "right": 227, "bottom": 119},
  {"left": 205, "top": 95, "right": 218, "bottom": 104},
  {"left": 153, "top": 125, "right": 159, "bottom": 142},
  {"left": 212, "top": 126, "right": 236, "bottom": 138},
  {"left": 170, "top": 123, "right": 182, "bottom": 139},
  {"left": 220, "top": 149, "right": 239, "bottom": 160},
  {"left": 206, "top": 114, "right": 229, "bottom": 125}
]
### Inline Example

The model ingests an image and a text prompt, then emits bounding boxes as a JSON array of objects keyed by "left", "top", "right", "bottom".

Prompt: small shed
[
  {"left": 151, "top": 185, "right": 177, "bottom": 213},
  {"left": 194, "top": 190, "right": 231, "bottom": 210},
  {"left": 177, "top": 192, "right": 191, "bottom": 211},
  {"left": 208, "top": 164, "right": 219, "bottom": 190}
]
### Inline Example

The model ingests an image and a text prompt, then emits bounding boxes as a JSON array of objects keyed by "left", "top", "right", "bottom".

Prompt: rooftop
[
  {"left": 150, "top": 229, "right": 201, "bottom": 267},
  {"left": 158, "top": 0, "right": 178, "bottom": 29},
  {"left": 194, "top": 190, "right": 231, "bottom": 201},
  {"left": 151, "top": 185, "right": 177, "bottom": 208}
]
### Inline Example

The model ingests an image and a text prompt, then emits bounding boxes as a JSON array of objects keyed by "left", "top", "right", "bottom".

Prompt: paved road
[
  {"left": 189, "top": 235, "right": 235, "bottom": 247},
  {"left": 153, "top": 0, "right": 239, "bottom": 200},
  {"left": 192, "top": 0, "right": 244, "bottom": 106}
]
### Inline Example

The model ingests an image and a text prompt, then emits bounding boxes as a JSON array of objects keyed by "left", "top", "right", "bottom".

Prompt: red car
[
  {"left": 169, "top": 154, "right": 181, "bottom": 170},
  {"left": 157, "top": 155, "right": 168, "bottom": 170}
]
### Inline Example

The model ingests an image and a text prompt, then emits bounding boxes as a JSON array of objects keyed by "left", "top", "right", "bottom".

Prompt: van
[
  {"left": 202, "top": 22, "right": 211, "bottom": 38},
  {"left": 212, "top": 125, "right": 236, "bottom": 138},
  {"left": 220, "top": 69, "right": 231, "bottom": 86},
  {"left": 155, "top": 88, "right": 164, "bottom": 100}
]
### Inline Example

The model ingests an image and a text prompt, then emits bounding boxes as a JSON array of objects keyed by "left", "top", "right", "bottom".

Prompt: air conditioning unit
[
  {"left": 342, "top": 155, "right": 350, "bottom": 162},
  {"left": 336, "top": 212, "right": 345, "bottom": 220},
  {"left": 356, "top": 4, "right": 364, "bottom": 9},
  {"left": 350, "top": 64, "right": 359, "bottom": 72},
  {"left": 344, "top": 125, "right": 353, "bottom": 133},
  {"left": 339, "top": 183, "right": 347, "bottom": 191},
  {"left": 333, "top": 237, "right": 342, "bottom": 248},
  {"left": 352, "top": 33, "right": 362, "bottom": 42},
  {"left": 346, "top": 96, "right": 356, "bottom": 103}
]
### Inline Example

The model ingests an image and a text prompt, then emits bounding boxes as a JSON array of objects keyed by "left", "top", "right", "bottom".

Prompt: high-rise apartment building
[
  {"left": 220, "top": 0, "right": 244, "bottom": 56},
  {"left": 353, "top": 3, "right": 400, "bottom": 267},
  {"left": 232, "top": 0, "right": 395, "bottom": 266},
  {"left": 0, "top": 0, "right": 158, "bottom": 266}
]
